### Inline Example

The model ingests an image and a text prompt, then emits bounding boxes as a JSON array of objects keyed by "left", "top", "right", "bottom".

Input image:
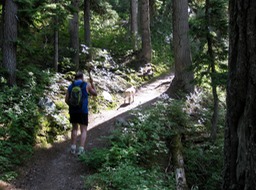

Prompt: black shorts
[{"left": 69, "top": 113, "right": 88, "bottom": 126}]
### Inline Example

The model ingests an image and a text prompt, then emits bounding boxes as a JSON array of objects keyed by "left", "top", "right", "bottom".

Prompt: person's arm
[{"left": 86, "top": 78, "right": 97, "bottom": 96}]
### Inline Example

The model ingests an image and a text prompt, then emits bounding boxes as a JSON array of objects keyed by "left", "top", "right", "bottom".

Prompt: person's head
[{"left": 75, "top": 71, "right": 84, "bottom": 80}]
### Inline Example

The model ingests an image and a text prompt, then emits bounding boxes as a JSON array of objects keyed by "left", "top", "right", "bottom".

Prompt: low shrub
[
  {"left": 80, "top": 95, "right": 191, "bottom": 189},
  {"left": 0, "top": 65, "right": 68, "bottom": 180},
  {"left": 84, "top": 162, "right": 175, "bottom": 190},
  {"left": 184, "top": 139, "right": 224, "bottom": 190}
]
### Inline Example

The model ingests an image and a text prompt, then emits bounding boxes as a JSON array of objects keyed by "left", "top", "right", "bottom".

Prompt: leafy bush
[
  {"left": 85, "top": 163, "right": 175, "bottom": 190},
  {"left": 183, "top": 88, "right": 225, "bottom": 190},
  {"left": 80, "top": 96, "right": 191, "bottom": 189},
  {"left": 0, "top": 84, "right": 40, "bottom": 180},
  {"left": 0, "top": 65, "right": 68, "bottom": 180},
  {"left": 81, "top": 90, "right": 226, "bottom": 189},
  {"left": 184, "top": 139, "right": 224, "bottom": 190},
  {"left": 79, "top": 148, "right": 109, "bottom": 170}
]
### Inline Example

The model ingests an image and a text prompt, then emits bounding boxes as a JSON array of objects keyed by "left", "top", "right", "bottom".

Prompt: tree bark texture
[
  {"left": 3, "top": 0, "right": 17, "bottom": 85},
  {"left": 53, "top": 0, "right": 59, "bottom": 72},
  {"left": 0, "top": 0, "right": 5, "bottom": 61},
  {"left": 131, "top": 0, "right": 138, "bottom": 50},
  {"left": 141, "top": 0, "right": 152, "bottom": 64},
  {"left": 167, "top": 0, "right": 194, "bottom": 97},
  {"left": 84, "top": 0, "right": 91, "bottom": 47},
  {"left": 69, "top": 0, "right": 80, "bottom": 70},
  {"left": 223, "top": 1, "right": 256, "bottom": 189},
  {"left": 54, "top": 24, "right": 59, "bottom": 72},
  {"left": 205, "top": 0, "right": 219, "bottom": 142}
]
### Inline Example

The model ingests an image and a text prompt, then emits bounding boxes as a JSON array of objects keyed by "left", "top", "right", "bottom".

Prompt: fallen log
[{"left": 171, "top": 134, "right": 188, "bottom": 190}]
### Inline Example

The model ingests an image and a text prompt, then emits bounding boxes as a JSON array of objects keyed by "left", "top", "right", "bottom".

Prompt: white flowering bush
[
  {"left": 0, "top": 79, "right": 41, "bottom": 180},
  {"left": 0, "top": 65, "right": 69, "bottom": 180}
]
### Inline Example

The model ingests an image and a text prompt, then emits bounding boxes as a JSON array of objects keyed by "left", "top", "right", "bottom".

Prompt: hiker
[{"left": 65, "top": 71, "right": 97, "bottom": 155}]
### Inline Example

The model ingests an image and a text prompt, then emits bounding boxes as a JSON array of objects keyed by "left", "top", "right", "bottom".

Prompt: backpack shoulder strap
[
  {"left": 71, "top": 81, "right": 85, "bottom": 89},
  {"left": 80, "top": 81, "right": 87, "bottom": 88},
  {"left": 80, "top": 81, "right": 84, "bottom": 87}
]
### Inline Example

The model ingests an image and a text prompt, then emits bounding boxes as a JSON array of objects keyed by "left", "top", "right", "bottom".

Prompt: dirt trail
[{"left": 3, "top": 74, "right": 173, "bottom": 190}]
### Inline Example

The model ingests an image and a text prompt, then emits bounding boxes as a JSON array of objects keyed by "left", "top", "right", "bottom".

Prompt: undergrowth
[
  {"left": 80, "top": 89, "right": 225, "bottom": 190},
  {"left": 184, "top": 88, "right": 225, "bottom": 190},
  {"left": 184, "top": 137, "right": 224, "bottom": 190},
  {"left": 80, "top": 95, "right": 191, "bottom": 189},
  {"left": 0, "top": 67, "right": 45, "bottom": 180},
  {"left": 0, "top": 65, "right": 68, "bottom": 181}
]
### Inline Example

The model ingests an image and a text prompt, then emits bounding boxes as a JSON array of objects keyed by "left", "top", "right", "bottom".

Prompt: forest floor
[{"left": 1, "top": 73, "right": 173, "bottom": 190}]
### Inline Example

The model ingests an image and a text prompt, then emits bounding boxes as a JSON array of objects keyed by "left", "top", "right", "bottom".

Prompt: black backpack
[{"left": 69, "top": 82, "right": 85, "bottom": 108}]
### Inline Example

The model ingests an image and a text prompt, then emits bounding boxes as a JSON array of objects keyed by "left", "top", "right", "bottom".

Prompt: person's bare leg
[
  {"left": 71, "top": 123, "right": 78, "bottom": 146},
  {"left": 70, "top": 123, "right": 78, "bottom": 154},
  {"left": 77, "top": 124, "right": 87, "bottom": 155},
  {"left": 79, "top": 124, "right": 88, "bottom": 148}
]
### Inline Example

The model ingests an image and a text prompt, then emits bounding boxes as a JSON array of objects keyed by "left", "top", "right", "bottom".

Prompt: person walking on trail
[{"left": 65, "top": 71, "right": 97, "bottom": 155}]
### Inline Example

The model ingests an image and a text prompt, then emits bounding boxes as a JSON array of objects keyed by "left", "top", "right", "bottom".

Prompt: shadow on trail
[
  {"left": 9, "top": 94, "right": 165, "bottom": 190},
  {"left": 86, "top": 94, "right": 165, "bottom": 151},
  {"left": 116, "top": 103, "right": 131, "bottom": 110},
  {"left": 9, "top": 74, "right": 172, "bottom": 190}
]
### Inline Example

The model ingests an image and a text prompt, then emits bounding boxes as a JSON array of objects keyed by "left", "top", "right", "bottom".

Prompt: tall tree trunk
[
  {"left": 210, "top": 75, "right": 219, "bottom": 142},
  {"left": 3, "top": 0, "right": 17, "bottom": 85},
  {"left": 149, "top": 0, "right": 155, "bottom": 25},
  {"left": 223, "top": 0, "right": 256, "bottom": 189},
  {"left": 54, "top": 24, "right": 59, "bottom": 72},
  {"left": 140, "top": 0, "right": 151, "bottom": 64},
  {"left": 0, "top": 0, "right": 5, "bottom": 64},
  {"left": 83, "top": 0, "right": 92, "bottom": 61},
  {"left": 130, "top": 0, "right": 138, "bottom": 50},
  {"left": 69, "top": 0, "right": 80, "bottom": 71},
  {"left": 84, "top": 0, "right": 90, "bottom": 47},
  {"left": 53, "top": 0, "right": 59, "bottom": 72},
  {"left": 205, "top": 0, "right": 219, "bottom": 142},
  {"left": 167, "top": 0, "right": 194, "bottom": 97}
]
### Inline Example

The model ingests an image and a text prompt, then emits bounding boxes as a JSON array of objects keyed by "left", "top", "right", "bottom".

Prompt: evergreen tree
[
  {"left": 3, "top": 0, "right": 18, "bottom": 85},
  {"left": 84, "top": 0, "right": 90, "bottom": 47},
  {"left": 189, "top": 0, "right": 228, "bottom": 141},
  {"left": 223, "top": 0, "right": 256, "bottom": 189},
  {"left": 130, "top": 0, "right": 138, "bottom": 50},
  {"left": 69, "top": 0, "right": 80, "bottom": 70},
  {"left": 167, "top": 0, "right": 194, "bottom": 97},
  {"left": 141, "top": 0, "right": 152, "bottom": 64}
]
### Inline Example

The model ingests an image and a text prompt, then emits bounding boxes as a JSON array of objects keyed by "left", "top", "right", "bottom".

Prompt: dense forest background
[{"left": 1, "top": 0, "right": 248, "bottom": 189}]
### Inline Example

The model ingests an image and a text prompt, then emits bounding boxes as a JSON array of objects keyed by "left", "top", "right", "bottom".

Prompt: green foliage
[
  {"left": 184, "top": 86, "right": 227, "bottom": 133},
  {"left": 189, "top": 0, "right": 228, "bottom": 88},
  {"left": 91, "top": 18, "right": 132, "bottom": 56},
  {"left": 108, "top": 0, "right": 130, "bottom": 19},
  {"left": 80, "top": 96, "right": 191, "bottom": 189},
  {"left": 184, "top": 139, "right": 224, "bottom": 190},
  {"left": 0, "top": 1, "right": 227, "bottom": 188},
  {"left": 16, "top": 0, "right": 71, "bottom": 67},
  {"left": 59, "top": 57, "right": 75, "bottom": 73},
  {"left": 183, "top": 87, "right": 226, "bottom": 190},
  {"left": 80, "top": 148, "right": 109, "bottom": 170},
  {"left": 0, "top": 171, "right": 18, "bottom": 182},
  {"left": 150, "top": 0, "right": 174, "bottom": 68},
  {"left": 0, "top": 65, "right": 67, "bottom": 180},
  {"left": 81, "top": 89, "right": 226, "bottom": 189},
  {"left": 85, "top": 163, "right": 175, "bottom": 190},
  {"left": 0, "top": 81, "right": 40, "bottom": 180}
]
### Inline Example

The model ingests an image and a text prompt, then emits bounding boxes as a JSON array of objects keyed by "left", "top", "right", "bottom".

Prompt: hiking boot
[
  {"left": 77, "top": 146, "right": 85, "bottom": 156},
  {"left": 70, "top": 145, "right": 76, "bottom": 155}
]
